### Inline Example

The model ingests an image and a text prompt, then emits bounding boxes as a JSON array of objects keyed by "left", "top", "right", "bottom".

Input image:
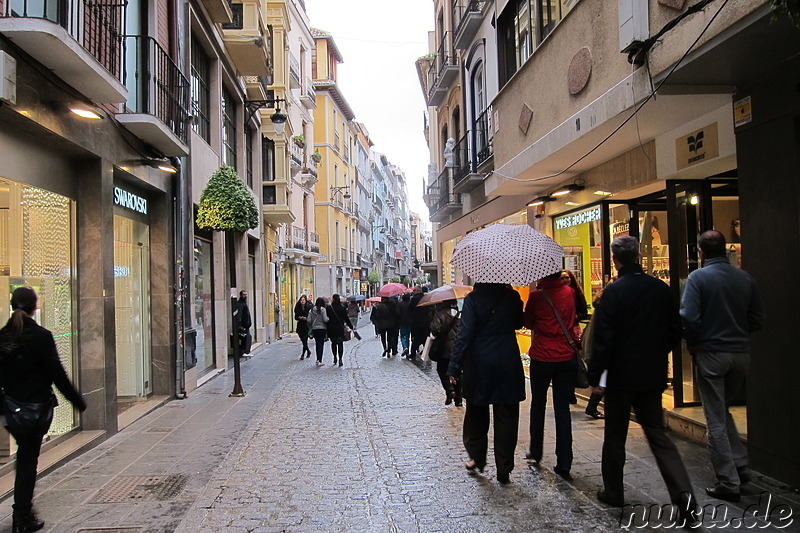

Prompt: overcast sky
[{"left": 304, "top": 0, "right": 434, "bottom": 221}]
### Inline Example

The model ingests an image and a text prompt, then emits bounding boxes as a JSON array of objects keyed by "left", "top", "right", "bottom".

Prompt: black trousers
[
  {"left": 462, "top": 401, "right": 519, "bottom": 475},
  {"left": 529, "top": 359, "right": 575, "bottom": 472},
  {"left": 602, "top": 389, "right": 694, "bottom": 504},
  {"left": 297, "top": 324, "right": 310, "bottom": 355},
  {"left": 380, "top": 327, "right": 399, "bottom": 355},
  {"left": 10, "top": 430, "right": 44, "bottom": 517},
  {"left": 435, "top": 359, "right": 462, "bottom": 402},
  {"left": 409, "top": 328, "right": 428, "bottom": 358}
]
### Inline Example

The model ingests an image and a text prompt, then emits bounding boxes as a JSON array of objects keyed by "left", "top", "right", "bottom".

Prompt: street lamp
[
  {"left": 330, "top": 185, "right": 351, "bottom": 200},
  {"left": 244, "top": 97, "right": 288, "bottom": 134}
]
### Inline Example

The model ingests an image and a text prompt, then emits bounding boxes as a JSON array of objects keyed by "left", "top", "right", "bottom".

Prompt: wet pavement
[{"left": 1, "top": 329, "right": 797, "bottom": 532}]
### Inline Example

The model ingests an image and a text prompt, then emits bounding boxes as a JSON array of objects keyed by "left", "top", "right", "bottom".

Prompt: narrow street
[{"left": 2, "top": 332, "right": 796, "bottom": 532}]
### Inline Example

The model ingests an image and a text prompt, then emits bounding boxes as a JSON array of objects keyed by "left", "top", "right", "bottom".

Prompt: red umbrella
[
  {"left": 376, "top": 282, "right": 407, "bottom": 297},
  {"left": 366, "top": 296, "right": 382, "bottom": 303}
]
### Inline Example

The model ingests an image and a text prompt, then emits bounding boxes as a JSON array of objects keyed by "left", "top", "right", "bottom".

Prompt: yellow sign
[
  {"left": 676, "top": 123, "right": 719, "bottom": 170},
  {"left": 733, "top": 96, "right": 752, "bottom": 128}
]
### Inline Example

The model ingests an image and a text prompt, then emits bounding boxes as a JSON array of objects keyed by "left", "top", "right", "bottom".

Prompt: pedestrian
[
  {"left": 588, "top": 236, "right": 699, "bottom": 526},
  {"left": 273, "top": 293, "right": 282, "bottom": 340},
  {"left": 446, "top": 283, "right": 525, "bottom": 485},
  {"left": 346, "top": 297, "right": 360, "bottom": 329},
  {"left": 327, "top": 294, "right": 354, "bottom": 367},
  {"left": 372, "top": 296, "right": 399, "bottom": 357},
  {"left": 680, "top": 229, "right": 765, "bottom": 503},
  {"left": 396, "top": 293, "right": 412, "bottom": 357},
  {"left": 561, "top": 269, "right": 588, "bottom": 405},
  {"left": 409, "top": 287, "right": 431, "bottom": 360},
  {"left": 294, "top": 295, "right": 311, "bottom": 360},
  {"left": 307, "top": 297, "right": 329, "bottom": 366},
  {"left": 236, "top": 290, "right": 252, "bottom": 357},
  {"left": 429, "top": 299, "right": 462, "bottom": 406},
  {"left": 0, "top": 287, "right": 87, "bottom": 533},
  {"left": 581, "top": 288, "right": 606, "bottom": 420},
  {"left": 524, "top": 271, "right": 579, "bottom": 481}
]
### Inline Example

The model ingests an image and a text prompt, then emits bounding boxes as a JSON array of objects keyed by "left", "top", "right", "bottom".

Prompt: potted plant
[
  {"left": 292, "top": 134, "right": 305, "bottom": 148},
  {"left": 311, "top": 148, "right": 322, "bottom": 164}
]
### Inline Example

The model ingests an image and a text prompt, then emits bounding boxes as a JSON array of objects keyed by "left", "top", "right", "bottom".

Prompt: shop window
[
  {"left": 193, "top": 235, "right": 215, "bottom": 373},
  {"left": 190, "top": 37, "right": 211, "bottom": 142}
]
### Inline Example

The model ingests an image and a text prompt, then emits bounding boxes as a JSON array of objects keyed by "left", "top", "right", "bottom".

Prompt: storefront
[
  {"left": 551, "top": 177, "right": 740, "bottom": 407},
  {"left": 192, "top": 226, "right": 215, "bottom": 375}
]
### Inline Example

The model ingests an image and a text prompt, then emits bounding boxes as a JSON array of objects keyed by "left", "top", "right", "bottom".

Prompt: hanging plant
[
  {"left": 311, "top": 149, "right": 322, "bottom": 163},
  {"left": 196, "top": 166, "right": 259, "bottom": 232},
  {"left": 292, "top": 134, "right": 305, "bottom": 147}
]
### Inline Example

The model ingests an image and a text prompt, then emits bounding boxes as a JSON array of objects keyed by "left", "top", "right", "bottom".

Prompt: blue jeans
[
  {"left": 528, "top": 358, "right": 576, "bottom": 472},
  {"left": 312, "top": 329, "right": 327, "bottom": 362},
  {"left": 399, "top": 325, "right": 411, "bottom": 350}
]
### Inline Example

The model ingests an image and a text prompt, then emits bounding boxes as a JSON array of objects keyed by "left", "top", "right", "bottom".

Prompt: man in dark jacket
[
  {"left": 681, "top": 230, "right": 765, "bottom": 502},
  {"left": 396, "top": 293, "right": 412, "bottom": 357},
  {"left": 589, "top": 236, "right": 699, "bottom": 525},
  {"left": 236, "top": 291, "right": 252, "bottom": 357},
  {"left": 408, "top": 286, "right": 431, "bottom": 360},
  {"left": 373, "top": 297, "right": 399, "bottom": 356}
]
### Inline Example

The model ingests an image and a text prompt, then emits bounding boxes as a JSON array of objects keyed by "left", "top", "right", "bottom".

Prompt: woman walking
[
  {"left": 447, "top": 283, "right": 525, "bottom": 484},
  {"left": 525, "top": 271, "right": 579, "bottom": 481},
  {"left": 0, "top": 287, "right": 86, "bottom": 533},
  {"left": 294, "top": 295, "right": 312, "bottom": 359},
  {"left": 327, "top": 294, "right": 354, "bottom": 367},
  {"left": 307, "top": 297, "right": 329, "bottom": 365},
  {"left": 429, "top": 299, "right": 462, "bottom": 406},
  {"left": 561, "top": 269, "right": 588, "bottom": 406}
]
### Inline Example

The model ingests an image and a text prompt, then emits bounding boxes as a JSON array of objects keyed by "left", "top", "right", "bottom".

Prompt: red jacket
[{"left": 525, "top": 278, "right": 579, "bottom": 363}]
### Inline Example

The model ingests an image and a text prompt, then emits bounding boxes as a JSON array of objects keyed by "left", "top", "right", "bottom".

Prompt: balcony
[
  {"left": 290, "top": 225, "right": 306, "bottom": 251},
  {"left": 116, "top": 36, "right": 190, "bottom": 157},
  {"left": 300, "top": 84, "right": 316, "bottom": 109},
  {"left": 290, "top": 141, "right": 303, "bottom": 172},
  {"left": 221, "top": 0, "right": 271, "bottom": 76},
  {"left": 199, "top": 0, "right": 233, "bottom": 23},
  {"left": 452, "top": 0, "right": 488, "bottom": 50},
  {"left": 0, "top": 0, "right": 127, "bottom": 102},
  {"left": 298, "top": 166, "right": 317, "bottom": 188},
  {"left": 262, "top": 179, "right": 294, "bottom": 224},
  {"left": 244, "top": 75, "right": 270, "bottom": 100},
  {"left": 427, "top": 168, "right": 462, "bottom": 222},
  {"left": 427, "top": 32, "right": 458, "bottom": 107},
  {"left": 309, "top": 232, "right": 320, "bottom": 254},
  {"left": 289, "top": 53, "right": 300, "bottom": 89}
]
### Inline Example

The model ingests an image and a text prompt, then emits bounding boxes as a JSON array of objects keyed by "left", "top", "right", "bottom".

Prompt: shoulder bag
[
  {"left": 540, "top": 290, "right": 590, "bottom": 388},
  {"left": 330, "top": 306, "right": 353, "bottom": 341},
  {"left": 2, "top": 388, "right": 55, "bottom": 438}
]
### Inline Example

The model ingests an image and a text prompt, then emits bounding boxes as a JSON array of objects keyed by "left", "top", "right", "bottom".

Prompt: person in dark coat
[
  {"left": 235, "top": 290, "right": 252, "bottom": 357},
  {"left": 0, "top": 287, "right": 87, "bottom": 533},
  {"left": 409, "top": 287, "right": 432, "bottom": 360},
  {"left": 588, "top": 236, "right": 699, "bottom": 526},
  {"left": 294, "top": 295, "right": 311, "bottom": 360},
  {"left": 429, "top": 299, "right": 461, "bottom": 406},
  {"left": 396, "top": 293, "right": 412, "bottom": 357},
  {"left": 525, "top": 271, "right": 578, "bottom": 481},
  {"left": 447, "top": 283, "right": 525, "bottom": 484},
  {"left": 372, "top": 296, "right": 399, "bottom": 357},
  {"left": 326, "top": 294, "right": 354, "bottom": 367}
]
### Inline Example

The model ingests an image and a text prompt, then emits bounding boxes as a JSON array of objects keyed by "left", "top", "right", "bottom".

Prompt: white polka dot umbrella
[{"left": 451, "top": 224, "right": 564, "bottom": 285}]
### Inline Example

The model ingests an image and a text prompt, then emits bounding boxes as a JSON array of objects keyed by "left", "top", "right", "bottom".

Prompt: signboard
[
  {"left": 114, "top": 186, "right": 148, "bottom": 214},
  {"left": 676, "top": 122, "right": 719, "bottom": 170},
  {"left": 554, "top": 207, "right": 602, "bottom": 231},
  {"left": 733, "top": 96, "right": 752, "bottom": 128}
]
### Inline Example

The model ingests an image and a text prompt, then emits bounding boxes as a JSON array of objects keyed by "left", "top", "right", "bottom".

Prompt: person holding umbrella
[{"left": 429, "top": 299, "right": 462, "bottom": 406}]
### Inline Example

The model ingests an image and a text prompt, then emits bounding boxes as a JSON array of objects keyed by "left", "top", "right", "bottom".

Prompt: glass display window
[{"left": 553, "top": 205, "right": 602, "bottom": 307}]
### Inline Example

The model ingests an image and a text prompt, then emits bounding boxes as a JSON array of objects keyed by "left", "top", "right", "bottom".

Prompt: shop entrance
[{"left": 113, "top": 215, "right": 152, "bottom": 403}]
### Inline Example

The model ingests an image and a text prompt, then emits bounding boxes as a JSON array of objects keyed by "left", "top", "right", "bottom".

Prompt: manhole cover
[{"left": 91, "top": 475, "right": 187, "bottom": 503}]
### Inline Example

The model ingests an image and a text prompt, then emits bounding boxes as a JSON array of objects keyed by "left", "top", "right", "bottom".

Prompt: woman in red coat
[{"left": 524, "top": 271, "right": 579, "bottom": 481}]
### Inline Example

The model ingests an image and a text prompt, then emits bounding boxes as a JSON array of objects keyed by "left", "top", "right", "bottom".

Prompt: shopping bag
[{"left": 420, "top": 334, "right": 435, "bottom": 362}]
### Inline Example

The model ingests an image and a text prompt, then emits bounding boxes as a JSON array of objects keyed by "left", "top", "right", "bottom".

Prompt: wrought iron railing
[
  {"left": 428, "top": 167, "right": 460, "bottom": 215},
  {"left": 452, "top": 0, "right": 486, "bottom": 39},
  {"left": 221, "top": 1, "right": 243, "bottom": 29},
  {"left": 291, "top": 225, "right": 306, "bottom": 250},
  {"left": 475, "top": 105, "right": 493, "bottom": 164},
  {"left": 453, "top": 132, "right": 471, "bottom": 184},
  {"left": 2, "top": 0, "right": 126, "bottom": 79},
  {"left": 123, "top": 35, "right": 191, "bottom": 144},
  {"left": 430, "top": 32, "right": 455, "bottom": 87}
]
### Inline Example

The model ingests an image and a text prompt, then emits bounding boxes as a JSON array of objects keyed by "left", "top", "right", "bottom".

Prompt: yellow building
[{"left": 311, "top": 28, "right": 358, "bottom": 297}]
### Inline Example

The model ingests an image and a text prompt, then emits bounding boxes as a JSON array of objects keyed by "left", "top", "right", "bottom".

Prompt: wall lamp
[
  {"left": 551, "top": 183, "right": 585, "bottom": 197},
  {"left": 244, "top": 98, "right": 287, "bottom": 134},
  {"left": 70, "top": 107, "right": 103, "bottom": 119},
  {"left": 330, "top": 185, "right": 351, "bottom": 200},
  {"left": 527, "top": 195, "right": 554, "bottom": 207},
  {"left": 144, "top": 158, "right": 177, "bottom": 173}
]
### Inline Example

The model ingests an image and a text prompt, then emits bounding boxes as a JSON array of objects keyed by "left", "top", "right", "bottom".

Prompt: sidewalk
[{"left": 0, "top": 333, "right": 796, "bottom": 532}]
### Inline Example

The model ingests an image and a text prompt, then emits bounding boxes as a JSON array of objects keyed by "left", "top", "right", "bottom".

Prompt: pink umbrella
[
  {"left": 376, "top": 282, "right": 407, "bottom": 297},
  {"left": 366, "top": 296, "right": 382, "bottom": 303}
]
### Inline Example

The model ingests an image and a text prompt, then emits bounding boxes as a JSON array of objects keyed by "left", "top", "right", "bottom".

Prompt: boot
[{"left": 12, "top": 511, "right": 44, "bottom": 533}]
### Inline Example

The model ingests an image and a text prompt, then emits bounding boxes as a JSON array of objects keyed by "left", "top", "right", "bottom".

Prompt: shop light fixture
[
  {"left": 551, "top": 183, "right": 585, "bottom": 196},
  {"left": 565, "top": 201, "right": 580, "bottom": 206},
  {"left": 690, "top": 195, "right": 699, "bottom": 205},
  {"left": 527, "top": 195, "right": 553, "bottom": 207},
  {"left": 158, "top": 164, "right": 178, "bottom": 173},
  {"left": 70, "top": 107, "right": 103, "bottom": 120},
  {"left": 144, "top": 158, "right": 178, "bottom": 173},
  {"left": 594, "top": 190, "right": 613, "bottom": 196}
]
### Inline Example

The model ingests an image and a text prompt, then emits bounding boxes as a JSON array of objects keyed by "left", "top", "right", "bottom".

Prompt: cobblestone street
[{"left": 2, "top": 331, "right": 797, "bottom": 532}]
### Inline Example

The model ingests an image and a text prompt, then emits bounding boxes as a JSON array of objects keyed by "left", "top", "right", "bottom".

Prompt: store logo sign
[
  {"left": 554, "top": 207, "right": 602, "bottom": 230},
  {"left": 114, "top": 187, "right": 147, "bottom": 214},
  {"left": 676, "top": 123, "right": 719, "bottom": 170}
]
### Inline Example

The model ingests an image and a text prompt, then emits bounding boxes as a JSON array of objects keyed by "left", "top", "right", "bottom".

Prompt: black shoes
[
  {"left": 596, "top": 490, "right": 624, "bottom": 507},
  {"left": 12, "top": 512, "right": 44, "bottom": 533},
  {"left": 497, "top": 472, "right": 511, "bottom": 485},
  {"left": 676, "top": 493, "right": 703, "bottom": 529},
  {"left": 585, "top": 410, "right": 604, "bottom": 419},
  {"left": 737, "top": 466, "right": 752, "bottom": 484},
  {"left": 553, "top": 466, "right": 573, "bottom": 482},
  {"left": 705, "top": 484, "right": 740, "bottom": 502},
  {"left": 465, "top": 460, "right": 485, "bottom": 473},
  {"left": 445, "top": 391, "right": 455, "bottom": 405}
]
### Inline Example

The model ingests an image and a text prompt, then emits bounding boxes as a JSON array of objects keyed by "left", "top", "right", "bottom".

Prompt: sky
[{"left": 304, "top": 0, "right": 434, "bottom": 221}]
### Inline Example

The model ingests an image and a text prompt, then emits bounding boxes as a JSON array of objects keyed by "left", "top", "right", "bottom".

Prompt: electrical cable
[{"left": 491, "top": 0, "right": 729, "bottom": 184}]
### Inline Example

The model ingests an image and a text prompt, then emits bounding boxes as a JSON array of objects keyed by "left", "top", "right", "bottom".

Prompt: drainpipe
[{"left": 172, "top": 155, "right": 188, "bottom": 399}]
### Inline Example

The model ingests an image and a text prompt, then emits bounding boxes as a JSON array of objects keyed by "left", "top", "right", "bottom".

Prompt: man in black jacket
[
  {"left": 589, "top": 236, "right": 699, "bottom": 526},
  {"left": 408, "top": 286, "right": 431, "bottom": 360},
  {"left": 236, "top": 291, "right": 252, "bottom": 357}
]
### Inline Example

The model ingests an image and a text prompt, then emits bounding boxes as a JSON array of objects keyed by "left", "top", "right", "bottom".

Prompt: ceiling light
[
  {"left": 690, "top": 195, "right": 699, "bottom": 205},
  {"left": 565, "top": 201, "right": 580, "bottom": 206},
  {"left": 552, "top": 183, "right": 585, "bottom": 196},
  {"left": 594, "top": 190, "right": 612, "bottom": 196},
  {"left": 527, "top": 195, "right": 553, "bottom": 207},
  {"left": 551, "top": 189, "right": 571, "bottom": 197},
  {"left": 158, "top": 164, "right": 178, "bottom": 173},
  {"left": 70, "top": 107, "right": 102, "bottom": 119}
]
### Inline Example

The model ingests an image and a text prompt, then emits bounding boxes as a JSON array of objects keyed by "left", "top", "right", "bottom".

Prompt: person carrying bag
[{"left": 0, "top": 287, "right": 86, "bottom": 533}]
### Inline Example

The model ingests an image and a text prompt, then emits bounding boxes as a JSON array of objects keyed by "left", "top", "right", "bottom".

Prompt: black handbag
[
  {"left": 2, "top": 391, "right": 55, "bottom": 438},
  {"left": 540, "top": 290, "right": 590, "bottom": 389}
]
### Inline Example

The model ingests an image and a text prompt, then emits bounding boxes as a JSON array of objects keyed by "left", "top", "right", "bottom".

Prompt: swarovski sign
[{"left": 114, "top": 187, "right": 148, "bottom": 214}]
